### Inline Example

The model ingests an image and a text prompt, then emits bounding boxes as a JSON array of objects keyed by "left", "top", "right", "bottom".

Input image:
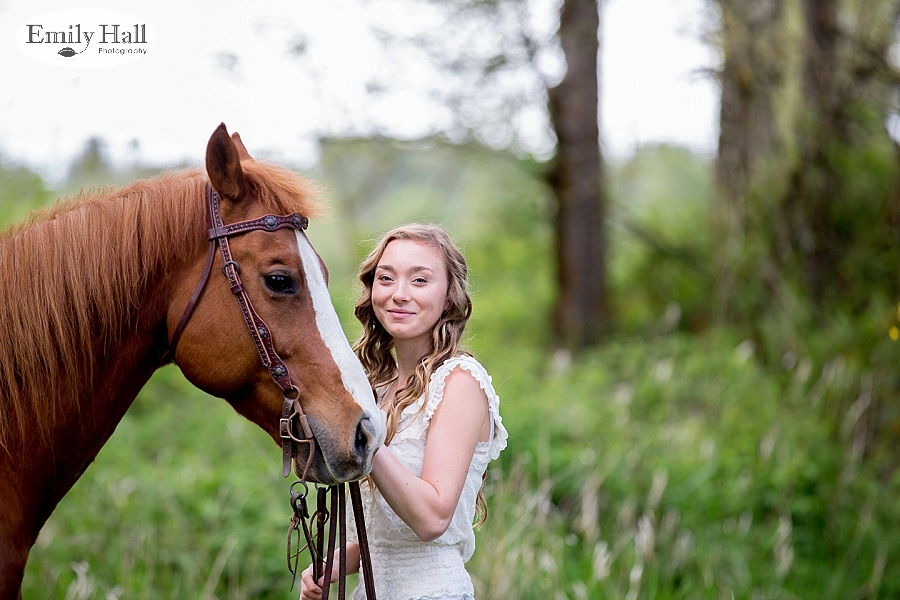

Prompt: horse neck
[
  {"left": 0, "top": 307, "right": 167, "bottom": 598},
  {"left": 0, "top": 177, "right": 205, "bottom": 558}
]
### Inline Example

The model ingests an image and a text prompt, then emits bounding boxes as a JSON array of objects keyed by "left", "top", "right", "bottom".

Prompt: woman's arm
[
  {"left": 299, "top": 542, "right": 360, "bottom": 600},
  {"left": 371, "top": 366, "right": 490, "bottom": 542}
]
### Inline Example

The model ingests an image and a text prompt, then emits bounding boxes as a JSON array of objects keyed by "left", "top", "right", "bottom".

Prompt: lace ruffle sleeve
[{"left": 421, "top": 356, "right": 508, "bottom": 460}]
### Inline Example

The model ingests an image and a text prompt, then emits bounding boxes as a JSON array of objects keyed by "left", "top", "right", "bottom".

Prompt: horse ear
[
  {"left": 231, "top": 132, "right": 253, "bottom": 161},
  {"left": 206, "top": 123, "right": 247, "bottom": 201}
]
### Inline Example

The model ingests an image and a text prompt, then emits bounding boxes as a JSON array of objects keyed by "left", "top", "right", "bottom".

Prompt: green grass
[
  {"left": 21, "top": 331, "right": 900, "bottom": 599},
  {"left": 469, "top": 331, "right": 899, "bottom": 599}
]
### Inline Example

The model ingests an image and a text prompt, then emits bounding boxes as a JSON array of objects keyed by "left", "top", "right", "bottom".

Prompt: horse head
[{"left": 169, "top": 123, "right": 385, "bottom": 485}]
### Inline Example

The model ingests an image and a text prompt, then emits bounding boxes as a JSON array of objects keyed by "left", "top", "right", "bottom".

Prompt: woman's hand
[
  {"left": 299, "top": 543, "right": 361, "bottom": 600},
  {"left": 299, "top": 562, "right": 335, "bottom": 600}
]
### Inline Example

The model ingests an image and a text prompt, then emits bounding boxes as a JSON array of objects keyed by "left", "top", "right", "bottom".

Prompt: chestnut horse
[{"left": 0, "top": 124, "right": 386, "bottom": 598}]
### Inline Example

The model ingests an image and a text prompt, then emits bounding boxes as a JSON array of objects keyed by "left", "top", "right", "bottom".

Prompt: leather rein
[{"left": 169, "top": 183, "right": 377, "bottom": 599}]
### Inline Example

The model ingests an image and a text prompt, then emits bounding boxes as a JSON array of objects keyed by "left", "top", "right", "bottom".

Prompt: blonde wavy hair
[{"left": 353, "top": 223, "right": 488, "bottom": 526}]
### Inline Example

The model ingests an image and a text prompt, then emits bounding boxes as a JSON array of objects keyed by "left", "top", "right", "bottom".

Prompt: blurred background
[{"left": 3, "top": 0, "right": 900, "bottom": 598}]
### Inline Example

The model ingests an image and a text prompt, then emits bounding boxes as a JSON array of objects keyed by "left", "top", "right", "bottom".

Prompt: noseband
[{"left": 169, "top": 183, "right": 377, "bottom": 599}]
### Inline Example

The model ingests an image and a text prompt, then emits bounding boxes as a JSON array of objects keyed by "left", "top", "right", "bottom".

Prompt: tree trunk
[
  {"left": 547, "top": 0, "right": 608, "bottom": 349},
  {"left": 713, "top": 0, "right": 786, "bottom": 320},
  {"left": 786, "top": 0, "right": 841, "bottom": 305}
]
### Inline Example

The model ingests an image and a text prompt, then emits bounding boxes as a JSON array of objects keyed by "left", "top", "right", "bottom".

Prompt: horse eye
[{"left": 263, "top": 273, "right": 295, "bottom": 294}]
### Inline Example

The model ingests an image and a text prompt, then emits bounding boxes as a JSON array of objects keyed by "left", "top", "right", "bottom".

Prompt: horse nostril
[{"left": 355, "top": 417, "right": 374, "bottom": 459}]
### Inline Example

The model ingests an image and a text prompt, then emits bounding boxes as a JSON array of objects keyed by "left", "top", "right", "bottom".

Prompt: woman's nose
[{"left": 392, "top": 282, "right": 411, "bottom": 301}]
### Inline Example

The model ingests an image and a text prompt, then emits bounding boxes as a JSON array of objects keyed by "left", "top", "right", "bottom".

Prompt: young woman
[{"left": 300, "top": 224, "right": 507, "bottom": 600}]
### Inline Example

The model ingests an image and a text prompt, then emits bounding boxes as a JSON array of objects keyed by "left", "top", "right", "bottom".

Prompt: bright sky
[{"left": 0, "top": 0, "right": 719, "bottom": 183}]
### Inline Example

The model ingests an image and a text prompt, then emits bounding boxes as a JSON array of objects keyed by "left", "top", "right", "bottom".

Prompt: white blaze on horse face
[{"left": 294, "top": 231, "right": 386, "bottom": 438}]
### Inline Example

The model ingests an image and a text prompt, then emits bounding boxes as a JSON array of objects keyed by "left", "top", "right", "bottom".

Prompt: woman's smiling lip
[{"left": 388, "top": 309, "right": 415, "bottom": 317}]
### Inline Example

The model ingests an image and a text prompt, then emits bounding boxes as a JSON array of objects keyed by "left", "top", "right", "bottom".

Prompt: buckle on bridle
[
  {"left": 281, "top": 421, "right": 310, "bottom": 445},
  {"left": 279, "top": 417, "right": 293, "bottom": 440}
]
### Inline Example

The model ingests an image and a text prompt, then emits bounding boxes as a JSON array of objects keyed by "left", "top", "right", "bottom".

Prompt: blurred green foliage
[
  {"left": 0, "top": 154, "right": 54, "bottom": 225},
  {"left": 1, "top": 137, "right": 897, "bottom": 598},
  {"left": 609, "top": 145, "right": 716, "bottom": 334}
]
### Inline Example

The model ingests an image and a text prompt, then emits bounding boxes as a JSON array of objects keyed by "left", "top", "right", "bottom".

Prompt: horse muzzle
[{"left": 296, "top": 411, "right": 383, "bottom": 484}]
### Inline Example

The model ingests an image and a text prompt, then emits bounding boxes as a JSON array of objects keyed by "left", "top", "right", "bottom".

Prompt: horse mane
[{"left": 0, "top": 161, "right": 322, "bottom": 449}]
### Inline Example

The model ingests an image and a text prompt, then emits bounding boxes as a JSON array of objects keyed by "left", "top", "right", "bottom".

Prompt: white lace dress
[{"left": 348, "top": 355, "right": 508, "bottom": 600}]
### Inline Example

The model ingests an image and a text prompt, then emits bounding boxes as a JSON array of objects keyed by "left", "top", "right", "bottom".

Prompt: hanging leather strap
[
  {"left": 320, "top": 484, "right": 340, "bottom": 600},
  {"left": 338, "top": 488, "right": 348, "bottom": 600},
  {"left": 350, "top": 481, "right": 377, "bottom": 598},
  {"left": 287, "top": 482, "right": 377, "bottom": 599}
]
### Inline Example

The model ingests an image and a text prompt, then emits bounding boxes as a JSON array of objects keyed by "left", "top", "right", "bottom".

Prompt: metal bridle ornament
[{"left": 169, "top": 183, "right": 377, "bottom": 600}]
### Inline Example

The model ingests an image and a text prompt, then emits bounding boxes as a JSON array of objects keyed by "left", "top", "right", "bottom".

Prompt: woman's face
[{"left": 372, "top": 239, "right": 449, "bottom": 349}]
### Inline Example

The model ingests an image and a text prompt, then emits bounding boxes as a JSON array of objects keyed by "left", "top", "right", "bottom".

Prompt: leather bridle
[
  {"left": 169, "top": 182, "right": 377, "bottom": 599},
  {"left": 169, "top": 183, "right": 314, "bottom": 480}
]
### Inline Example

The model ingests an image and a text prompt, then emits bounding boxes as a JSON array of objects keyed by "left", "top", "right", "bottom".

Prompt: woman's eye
[{"left": 264, "top": 273, "right": 295, "bottom": 294}]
